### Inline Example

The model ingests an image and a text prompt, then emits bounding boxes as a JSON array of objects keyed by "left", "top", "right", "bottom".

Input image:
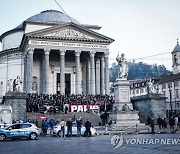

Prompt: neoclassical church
[{"left": 0, "top": 10, "right": 114, "bottom": 96}]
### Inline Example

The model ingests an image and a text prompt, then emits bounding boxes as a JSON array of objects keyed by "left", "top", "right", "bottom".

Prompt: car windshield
[
  {"left": 4, "top": 124, "right": 21, "bottom": 130},
  {"left": 3, "top": 125, "right": 12, "bottom": 130}
]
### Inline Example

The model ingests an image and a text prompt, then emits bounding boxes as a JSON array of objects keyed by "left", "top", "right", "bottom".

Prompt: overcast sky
[{"left": 1, "top": 0, "right": 180, "bottom": 70}]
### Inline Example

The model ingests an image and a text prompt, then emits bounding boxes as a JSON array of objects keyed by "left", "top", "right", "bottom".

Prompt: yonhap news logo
[
  {"left": 111, "top": 135, "right": 180, "bottom": 149},
  {"left": 111, "top": 135, "right": 123, "bottom": 149}
]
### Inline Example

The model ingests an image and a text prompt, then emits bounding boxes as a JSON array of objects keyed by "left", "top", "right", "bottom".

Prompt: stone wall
[{"left": 131, "top": 94, "right": 167, "bottom": 123}]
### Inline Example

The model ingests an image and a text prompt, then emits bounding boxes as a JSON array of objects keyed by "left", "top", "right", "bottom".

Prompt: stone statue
[
  {"left": 13, "top": 76, "right": 22, "bottom": 92},
  {"left": 147, "top": 78, "right": 154, "bottom": 94},
  {"left": 122, "top": 104, "right": 132, "bottom": 112},
  {"left": 116, "top": 53, "right": 128, "bottom": 79},
  {"left": 7, "top": 79, "right": 14, "bottom": 91},
  {"left": 32, "top": 81, "right": 37, "bottom": 91}
]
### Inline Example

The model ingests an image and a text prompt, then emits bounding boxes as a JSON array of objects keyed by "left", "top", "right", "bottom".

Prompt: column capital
[
  {"left": 101, "top": 56, "right": 104, "bottom": 61},
  {"left": 90, "top": 51, "right": 96, "bottom": 57},
  {"left": 104, "top": 51, "right": 110, "bottom": 57},
  {"left": 95, "top": 58, "right": 100, "bottom": 63},
  {"left": 75, "top": 50, "right": 81, "bottom": 57},
  {"left": 59, "top": 50, "right": 66, "bottom": 56},
  {"left": 27, "top": 48, "right": 34, "bottom": 55},
  {"left": 44, "top": 49, "right": 51, "bottom": 55}
]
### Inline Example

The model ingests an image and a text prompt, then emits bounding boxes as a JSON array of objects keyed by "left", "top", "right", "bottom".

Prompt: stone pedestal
[
  {"left": 3, "top": 92, "right": 27, "bottom": 121},
  {"left": 131, "top": 93, "right": 167, "bottom": 123},
  {"left": 111, "top": 79, "right": 141, "bottom": 127},
  {"left": 114, "top": 79, "right": 133, "bottom": 110}
]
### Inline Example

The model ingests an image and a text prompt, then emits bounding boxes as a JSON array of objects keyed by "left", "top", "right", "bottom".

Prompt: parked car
[
  {"left": 0, "top": 123, "right": 40, "bottom": 141},
  {"left": 53, "top": 122, "right": 96, "bottom": 137}
]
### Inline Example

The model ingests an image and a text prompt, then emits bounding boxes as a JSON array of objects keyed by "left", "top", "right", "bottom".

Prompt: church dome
[
  {"left": 15, "top": 10, "right": 80, "bottom": 29},
  {"left": 25, "top": 10, "right": 80, "bottom": 24}
]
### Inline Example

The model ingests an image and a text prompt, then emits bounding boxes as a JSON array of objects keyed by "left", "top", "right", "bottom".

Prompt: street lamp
[{"left": 168, "top": 83, "right": 173, "bottom": 118}]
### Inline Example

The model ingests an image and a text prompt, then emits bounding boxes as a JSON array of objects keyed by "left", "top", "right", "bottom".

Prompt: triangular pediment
[
  {"left": 26, "top": 23, "right": 114, "bottom": 43},
  {"left": 44, "top": 27, "right": 95, "bottom": 39}
]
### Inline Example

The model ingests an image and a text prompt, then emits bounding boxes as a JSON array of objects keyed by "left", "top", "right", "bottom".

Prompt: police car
[{"left": 0, "top": 123, "right": 40, "bottom": 141}]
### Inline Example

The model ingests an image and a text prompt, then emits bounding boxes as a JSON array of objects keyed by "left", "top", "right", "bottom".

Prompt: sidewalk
[
  {"left": 95, "top": 125, "right": 180, "bottom": 135},
  {"left": 153, "top": 125, "right": 180, "bottom": 134}
]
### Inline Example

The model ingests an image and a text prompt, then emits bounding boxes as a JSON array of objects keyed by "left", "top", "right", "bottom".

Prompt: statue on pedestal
[
  {"left": 7, "top": 76, "right": 23, "bottom": 92},
  {"left": 121, "top": 104, "right": 132, "bottom": 112},
  {"left": 7, "top": 79, "right": 14, "bottom": 91},
  {"left": 147, "top": 78, "right": 155, "bottom": 94},
  {"left": 14, "top": 76, "right": 23, "bottom": 92},
  {"left": 116, "top": 53, "right": 128, "bottom": 79}
]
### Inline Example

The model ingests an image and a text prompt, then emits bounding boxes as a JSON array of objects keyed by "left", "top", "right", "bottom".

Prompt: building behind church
[{"left": 130, "top": 41, "right": 180, "bottom": 117}]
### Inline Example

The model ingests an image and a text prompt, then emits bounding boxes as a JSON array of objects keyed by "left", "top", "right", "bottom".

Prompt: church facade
[{"left": 0, "top": 10, "right": 114, "bottom": 96}]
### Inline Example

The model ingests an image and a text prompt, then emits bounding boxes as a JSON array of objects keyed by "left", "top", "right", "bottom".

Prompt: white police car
[
  {"left": 53, "top": 122, "right": 96, "bottom": 137},
  {"left": 0, "top": 123, "right": 40, "bottom": 141}
]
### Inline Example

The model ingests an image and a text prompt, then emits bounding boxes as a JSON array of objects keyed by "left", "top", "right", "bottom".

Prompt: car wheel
[
  {"left": 29, "top": 133, "right": 37, "bottom": 140},
  {"left": 57, "top": 130, "right": 61, "bottom": 137},
  {"left": 0, "top": 134, "right": 6, "bottom": 141}
]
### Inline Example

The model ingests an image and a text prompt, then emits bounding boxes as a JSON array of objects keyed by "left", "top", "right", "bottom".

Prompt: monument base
[
  {"left": 112, "top": 78, "right": 142, "bottom": 128},
  {"left": 110, "top": 111, "right": 141, "bottom": 126},
  {"left": 4, "top": 91, "right": 27, "bottom": 121},
  {"left": 131, "top": 93, "right": 167, "bottom": 123}
]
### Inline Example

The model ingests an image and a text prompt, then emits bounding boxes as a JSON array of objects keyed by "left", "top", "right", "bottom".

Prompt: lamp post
[{"left": 168, "top": 85, "right": 173, "bottom": 118}]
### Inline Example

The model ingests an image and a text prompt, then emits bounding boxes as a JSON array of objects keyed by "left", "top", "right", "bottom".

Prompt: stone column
[
  {"left": 26, "top": 48, "right": 34, "bottom": 93},
  {"left": 82, "top": 61, "right": 87, "bottom": 94},
  {"left": 53, "top": 71, "right": 57, "bottom": 94},
  {"left": 59, "top": 50, "right": 66, "bottom": 95},
  {"left": 41, "top": 52, "right": 45, "bottom": 94},
  {"left": 75, "top": 50, "right": 81, "bottom": 95},
  {"left": 104, "top": 51, "right": 110, "bottom": 95},
  {"left": 86, "top": 57, "right": 90, "bottom": 94},
  {"left": 95, "top": 58, "right": 100, "bottom": 94},
  {"left": 23, "top": 54, "right": 27, "bottom": 92},
  {"left": 90, "top": 51, "right": 96, "bottom": 95},
  {"left": 100, "top": 56, "right": 105, "bottom": 95},
  {"left": 44, "top": 49, "right": 50, "bottom": 94}
]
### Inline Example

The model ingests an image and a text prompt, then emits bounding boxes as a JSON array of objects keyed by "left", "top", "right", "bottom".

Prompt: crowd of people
[
  {"left": 156, "top": 116, "right": 180, "bottom": 131},
  {"left": 147, "top": 115, "right": 180, "bottom": 134},
  {"left": 26, "top": 93, "right": 114, "bottom": 113},
  {"left": 41, "top": 117, "right": 92, "bottom": 137}
]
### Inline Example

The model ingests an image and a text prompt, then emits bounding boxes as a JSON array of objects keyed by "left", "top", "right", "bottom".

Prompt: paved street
[{"left": 0, "top": 134, "right": 179, "bottom": 154}]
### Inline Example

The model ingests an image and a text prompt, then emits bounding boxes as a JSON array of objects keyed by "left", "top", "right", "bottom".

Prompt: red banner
[{"left": 68, "top": 104, "right": 100, "bottom": 112}]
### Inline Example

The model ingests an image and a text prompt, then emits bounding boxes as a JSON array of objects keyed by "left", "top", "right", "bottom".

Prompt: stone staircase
[{"left": 27, "top": 112, "right": 101, "bottom": 127}]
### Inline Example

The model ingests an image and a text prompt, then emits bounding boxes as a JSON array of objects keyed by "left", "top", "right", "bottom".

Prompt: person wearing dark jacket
[
  {"left": 66, "top": 118, "right": 72, "bottom": 137},
  {"left": 85, "top": 119, "right": 91, "bottom": 137},
  {"left": 150, "top": 118, "right": 155, "bottom": 134},
  {"left": 76, "top": 118, "right": 82, "bottom": 137},
  {"left": 104, "top": 111, "right": 109, "bottom": 125},
  {"left": 157, "top": 117, "right": 162, "bottom": 130}
]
